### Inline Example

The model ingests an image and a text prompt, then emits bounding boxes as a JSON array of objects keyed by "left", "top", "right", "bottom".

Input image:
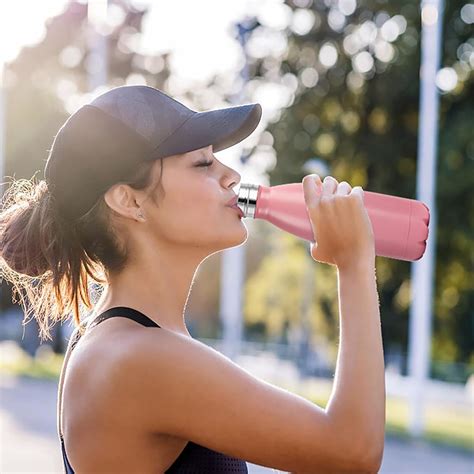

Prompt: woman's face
[{"left": 142, "top": 144, "right": 247, "bottom": 254}]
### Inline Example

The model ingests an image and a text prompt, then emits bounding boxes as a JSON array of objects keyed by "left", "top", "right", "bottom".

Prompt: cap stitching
[{"left": 152, "top": 111, "right": 197, "bottom": 152}]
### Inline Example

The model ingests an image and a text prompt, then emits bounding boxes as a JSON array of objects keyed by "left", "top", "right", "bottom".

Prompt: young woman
[{"left": 0, "top": 85, "right": 385, "bottom": 473}]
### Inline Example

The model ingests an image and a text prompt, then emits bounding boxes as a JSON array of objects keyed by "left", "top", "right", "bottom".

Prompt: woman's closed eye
[{"left": 196, "top": 160, "right": 213, "bottom": 167}]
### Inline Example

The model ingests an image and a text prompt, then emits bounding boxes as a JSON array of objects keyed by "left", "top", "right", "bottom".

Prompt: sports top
[{"left": 57, "top": 306, "right": 248, "bottom": 473}]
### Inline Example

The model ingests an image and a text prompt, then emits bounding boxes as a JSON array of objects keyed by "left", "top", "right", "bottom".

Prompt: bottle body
[{"left": 237, "top": 183, "right": 430, "bottom": 262}]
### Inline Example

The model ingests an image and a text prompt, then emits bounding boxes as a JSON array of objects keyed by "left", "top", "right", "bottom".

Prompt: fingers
[
  {"left": 304, "top": 174, "right": 357, "bottom": 204},
  {"left": 351, "top": 185, "right": 364, "bottom": 201},
  {"left": 322, "top": 176, "right": 338, "bottom": 196},
  {"left": 302, "top": 174, "right": 323, "bottom": 208},
  {"left": 336, "top": 181, "right": 352, "bottom": 196}
]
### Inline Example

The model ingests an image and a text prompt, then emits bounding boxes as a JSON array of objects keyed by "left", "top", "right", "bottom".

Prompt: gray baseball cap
[{"left": 44, "top": 85, "right": 262, "bottom": 221}]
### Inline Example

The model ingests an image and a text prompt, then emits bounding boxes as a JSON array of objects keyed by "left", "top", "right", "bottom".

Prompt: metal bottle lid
[{"left": 237, "top": 183, "right": 260, "bottom": 218}]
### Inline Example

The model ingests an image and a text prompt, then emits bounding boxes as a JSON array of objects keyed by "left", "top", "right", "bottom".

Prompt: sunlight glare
[{"left": 0, "top": 0, "right": 68, "bottom": 64}]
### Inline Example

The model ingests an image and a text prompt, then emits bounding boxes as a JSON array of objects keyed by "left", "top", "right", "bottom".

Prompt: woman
[{"left": 0, "top": 85, "right": 385, "bottom": 473}]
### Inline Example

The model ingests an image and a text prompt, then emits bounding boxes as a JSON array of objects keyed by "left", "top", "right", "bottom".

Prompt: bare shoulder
[{"left": 98, "top": 327, "right": 379, "bottom": 473}]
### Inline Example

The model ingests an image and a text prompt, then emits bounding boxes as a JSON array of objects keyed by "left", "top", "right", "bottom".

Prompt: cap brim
[{"left": 153, "top": 103, "right": 262, "bottom": 159}]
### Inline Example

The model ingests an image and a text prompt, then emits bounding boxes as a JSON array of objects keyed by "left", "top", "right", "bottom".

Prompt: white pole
[
  {"left": 219, "top": 22, "right": 252, "bottom": 361},
  {"left": 87, "top": 0, "right": 108, "bottom": 91},
  {"left": 220, "top": 243, "right": 245, "bottom": 360},
  {"left": 407, "top": 0, "right": 443, "bottom": 437}
]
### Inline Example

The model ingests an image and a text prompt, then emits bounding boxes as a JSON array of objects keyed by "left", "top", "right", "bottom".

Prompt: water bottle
[{"left": 237, "top": 182, "right": 430, "bottom": 262}]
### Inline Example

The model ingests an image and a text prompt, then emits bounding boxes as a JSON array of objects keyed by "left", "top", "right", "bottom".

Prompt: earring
[{"left": 137, "top": 210, "right": 145, "bottom": 220}]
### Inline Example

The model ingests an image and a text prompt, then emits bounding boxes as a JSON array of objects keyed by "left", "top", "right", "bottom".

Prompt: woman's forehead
[{"left": 190, "top": 145, "right": 212, "bottom": 157}]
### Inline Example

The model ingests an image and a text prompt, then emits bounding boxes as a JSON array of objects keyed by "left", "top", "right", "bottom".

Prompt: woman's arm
[
  {"left": 111, "top": 312, "right": 382, "bottom": 473},
  {"left": 325, "top": 259, "right": 385, "bottom": 472}
]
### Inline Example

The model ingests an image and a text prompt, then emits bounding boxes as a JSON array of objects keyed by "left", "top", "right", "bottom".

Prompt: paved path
[{"left": 1, "top": 375, "right": 472, "bottom": 473}]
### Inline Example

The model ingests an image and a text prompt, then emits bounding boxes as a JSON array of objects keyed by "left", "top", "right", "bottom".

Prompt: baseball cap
[{"left": 44, "top": 85, "right": 262, "bottom": 221}]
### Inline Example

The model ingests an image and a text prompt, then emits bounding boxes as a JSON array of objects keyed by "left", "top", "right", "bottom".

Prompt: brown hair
[{"left": 0, "top": 159, "right": 164, "bottom": 342}]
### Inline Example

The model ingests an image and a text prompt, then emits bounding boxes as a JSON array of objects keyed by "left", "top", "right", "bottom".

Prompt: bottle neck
[{"left": 237, "top": 183, "right": 260, "bottom": 218}]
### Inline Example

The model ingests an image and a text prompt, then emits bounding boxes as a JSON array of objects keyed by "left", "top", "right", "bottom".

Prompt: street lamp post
[
  {"left": 219, "top": 18, "right": 259, "bottom": 361},
  {"left": 407, "top": 0, "right": 444, "bottom": 437},
  {"left": 87, "top": 0, "right": 108, "bottom": 92}
]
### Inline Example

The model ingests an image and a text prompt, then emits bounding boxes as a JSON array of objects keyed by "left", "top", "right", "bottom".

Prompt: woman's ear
[{"left": 104, "top": 184, "right": 141, "bottom": 221}]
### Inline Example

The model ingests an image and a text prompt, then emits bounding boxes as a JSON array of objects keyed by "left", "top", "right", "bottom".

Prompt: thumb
[
  {"left": 303, "top": 174, "right": 323, "bottom": 209},
  {"left": 303, "top": 174, "right": 323, "bottom": 246}
]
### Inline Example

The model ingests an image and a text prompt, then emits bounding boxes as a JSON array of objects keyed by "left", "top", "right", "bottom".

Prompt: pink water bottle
[{"left": 237, "top": 182, "right": 430, "bottom": 262}]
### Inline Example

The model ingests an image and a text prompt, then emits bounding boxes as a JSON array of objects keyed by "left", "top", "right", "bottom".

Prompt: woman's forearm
[{"left": 324, "top": 260, "right": 386, "bottom": 469}]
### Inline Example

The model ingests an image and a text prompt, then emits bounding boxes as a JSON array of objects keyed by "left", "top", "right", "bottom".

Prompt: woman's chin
[
  {"left": 215, "top": 222, "right": 248, "bottom": 251},
  {"left": 233, "top": 223, "right": 248, "bottom": 246}
]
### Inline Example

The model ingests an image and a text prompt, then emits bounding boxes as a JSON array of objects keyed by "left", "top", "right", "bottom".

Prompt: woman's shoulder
[
  {"left": 62, "top": 322, "right": 174, "bottom": 425},
  {"left": 75, "top": 322, "right": 192, "bottom": 395}
]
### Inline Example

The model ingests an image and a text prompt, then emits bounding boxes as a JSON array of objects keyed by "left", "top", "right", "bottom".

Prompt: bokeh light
[
  {"left": 374, "top": 40, "right": 395, "bottom": 63},
  {"left": 460, "top": 3, "right": 474, "bottom": 24},
  {"left": 436, "top": 67, "right": 458, "bottom": 92},
  {"left": 328, "top": 8, "right": 346, "bottom": 32},
  {"left": 291, "top": 8, "right": 316, "bottom": 35},
  {"left": 338, "top": 0, "right": 357, "bottom": 17},
  {"left": 319, "top": 42, "right": 338, "bottom": 68},
  {"left": 300, "top": 67, "right": 319, "bottom": 87},
  {"left": 353, "top": 50, "right": 374, "bottom": 73}
]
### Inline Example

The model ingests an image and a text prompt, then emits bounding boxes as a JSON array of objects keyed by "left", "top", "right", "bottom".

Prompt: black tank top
[{"left": 58, "top": 306, "right": 248, "bottom": 473}]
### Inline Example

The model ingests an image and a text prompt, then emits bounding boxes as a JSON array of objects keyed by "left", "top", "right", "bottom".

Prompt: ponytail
[{"left": 0, "top": 158, "right": 163, "bottom": 341}]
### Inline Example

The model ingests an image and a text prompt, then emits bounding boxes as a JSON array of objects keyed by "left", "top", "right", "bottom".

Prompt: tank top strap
[
  {"left": 68, "top": 306, "right": 160, "bottom": 351},
  {"left": 87, "top": 306, "right": 161, "bottom": 331}
]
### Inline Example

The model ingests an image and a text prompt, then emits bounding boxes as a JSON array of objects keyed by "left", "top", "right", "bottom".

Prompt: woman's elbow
[{"left": 357, "top": 441, "right": 385, "bottom": 473}]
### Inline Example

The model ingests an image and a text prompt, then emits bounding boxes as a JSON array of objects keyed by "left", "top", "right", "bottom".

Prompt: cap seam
[{"left": 152, "top": 111, "right": 197, "bottom": 152}]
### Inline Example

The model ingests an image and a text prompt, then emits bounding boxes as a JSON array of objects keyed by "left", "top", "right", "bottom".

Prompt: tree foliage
[{"left": 242, "top": 0, "right": 473, "bottom": 369}]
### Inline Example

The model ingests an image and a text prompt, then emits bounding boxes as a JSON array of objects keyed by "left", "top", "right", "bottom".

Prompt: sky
[
  {"left": 0, "top": 0, "right": 293, "bottom": 183},
  {"left": 0, "top": 0, "right": 249, "bottom": 70}
]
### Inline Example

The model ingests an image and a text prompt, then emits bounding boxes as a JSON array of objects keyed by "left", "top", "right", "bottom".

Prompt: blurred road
[{"left": 1, "top": 374, "right": 472, "bottom": 473}]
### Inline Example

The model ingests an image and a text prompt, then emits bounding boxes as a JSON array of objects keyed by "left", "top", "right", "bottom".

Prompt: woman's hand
[{"left": 302, "top": 174, "right": 375, "bottom": 270}]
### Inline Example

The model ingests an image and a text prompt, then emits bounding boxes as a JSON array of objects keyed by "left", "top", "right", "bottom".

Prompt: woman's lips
[
  {"left": 228, "top": 204, "right": 244, "bottom": 217},
  {"left": 226, "top": 195, "right": 239, "bottom": 207}
]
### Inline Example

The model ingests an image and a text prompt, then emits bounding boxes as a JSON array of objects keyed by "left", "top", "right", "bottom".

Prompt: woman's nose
[
  {"left": 226, "top": 169, "right": 241, "bottom": 189},
  {"left": 219, "top": 161, "right": 241, "bottom": 189}
]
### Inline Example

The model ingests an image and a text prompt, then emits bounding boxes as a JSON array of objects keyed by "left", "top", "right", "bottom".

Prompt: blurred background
[{"left": 0, "top": 0, "right": 472, "bottom": 472}]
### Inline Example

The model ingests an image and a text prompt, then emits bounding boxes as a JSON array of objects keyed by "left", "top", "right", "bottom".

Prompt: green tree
[{"left": 242, "top": 0, "right": 473, "bottom": 374}]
